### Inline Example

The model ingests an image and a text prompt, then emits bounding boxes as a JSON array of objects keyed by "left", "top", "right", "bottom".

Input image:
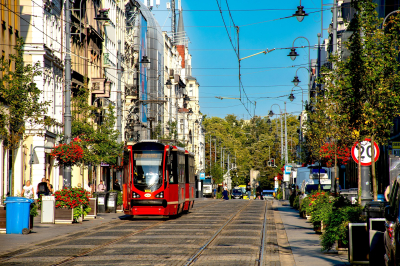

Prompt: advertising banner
[{"left": 139, "top": 15, "right": 148, "bottom": 123}]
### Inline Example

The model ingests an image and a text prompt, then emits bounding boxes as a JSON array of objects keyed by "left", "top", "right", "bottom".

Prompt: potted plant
[
  {"left": 308, "top": 191, "right": 334, "bottom": 233},
  {"left": 29, "top": 201, "right": 39, "bottom": 228},
  {"left": 320, "top": 197, "right": 365, "bottom": 251},
  {"left": 53, "top": 187, "right": 91, "bottom": 223},
  {"left": 50, "top": 142, "right": 83, "bottom": 166}
]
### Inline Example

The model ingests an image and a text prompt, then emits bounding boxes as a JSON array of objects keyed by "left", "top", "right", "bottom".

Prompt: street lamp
[
  {"left": 288, "top": 37, "right": 313, "bottom": 103},
  {"left": 288, "top": 48, "right": 299, "bottom": 61},
  {"left": 292, "top": 76, "right": 300, "bottom": 86},
  {"left": 269, "top": 103, "right": 288, "bottom": 165},
  {"left": 288, "top": 93, "right": 295, "bottom": 102},
  {"left": 293, "top": 1, "right": 308, "bottom": 22}
]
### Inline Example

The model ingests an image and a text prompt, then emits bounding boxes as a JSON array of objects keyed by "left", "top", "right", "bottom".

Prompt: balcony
[{"left": 125, "top": 85, "right": 138, "bottom": 100}]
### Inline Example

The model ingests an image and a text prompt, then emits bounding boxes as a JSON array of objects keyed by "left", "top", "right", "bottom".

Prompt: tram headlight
[
  {"left": 132, "top": 192, "right": 141, "bottom": 198},
  {"left": 155, "top": 191, "right": 164, "bottom": 198}
]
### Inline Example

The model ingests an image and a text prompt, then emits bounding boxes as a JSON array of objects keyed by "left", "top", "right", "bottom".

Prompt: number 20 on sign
[{"left": 351, "top": 138, "right": 380, "bottom": 166}]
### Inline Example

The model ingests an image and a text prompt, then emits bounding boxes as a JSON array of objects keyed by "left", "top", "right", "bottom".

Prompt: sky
[{"left": 148, "top": 0, "right": 334, "bottom": 119}]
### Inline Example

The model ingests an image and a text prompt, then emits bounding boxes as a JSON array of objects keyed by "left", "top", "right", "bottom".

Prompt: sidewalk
[
  {"left": 0, "top": 212, "right": 125, "bottom": 256},
  {"left": 274, "top": 200, "right": 351, "bottom": 266}
]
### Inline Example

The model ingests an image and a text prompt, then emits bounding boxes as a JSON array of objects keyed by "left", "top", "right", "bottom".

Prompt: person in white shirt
[
  {"left": 22, "top": 180, "right": 34, "bottom": 199},
  {"left": 98, "top": 180, "right": 106, "bottom": 192}
]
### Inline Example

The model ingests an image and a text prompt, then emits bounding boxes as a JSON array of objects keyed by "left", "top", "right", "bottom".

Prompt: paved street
[{"left": 0, "top": 199, "right": 349, "bottom": 266}]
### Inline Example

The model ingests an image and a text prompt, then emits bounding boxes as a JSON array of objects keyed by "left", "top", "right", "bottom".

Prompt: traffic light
[{"left": 271, "top": 159, "right": 276, "bottom": 167}]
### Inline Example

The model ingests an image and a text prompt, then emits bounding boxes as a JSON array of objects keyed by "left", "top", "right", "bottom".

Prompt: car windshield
[
  {"left": 305, "top": 184, "right": 331, "bottom": 194},
  {"left": 133, "top": 151, "right": 163, "bottom": 192},
  {"left": 233, "top": 189, "right": 242, "bottom": 194}
]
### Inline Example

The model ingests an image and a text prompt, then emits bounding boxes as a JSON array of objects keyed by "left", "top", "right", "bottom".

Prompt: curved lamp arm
[{"left": 382, "top": 10, "right": 400, "bottom": 28}]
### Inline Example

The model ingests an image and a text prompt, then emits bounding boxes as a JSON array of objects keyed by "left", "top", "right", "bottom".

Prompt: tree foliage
[
  {"left": 0, "top": 38, "right": 54, "bottom": 148},
  {"left": 203, "top": 113, "right": 299, "bottom": 189},
  {"left": 66, "top": 82, "right": 123, "bottom": 166},
  {"left": 307, "top": 0, "right": 400, "bottom": 199}
]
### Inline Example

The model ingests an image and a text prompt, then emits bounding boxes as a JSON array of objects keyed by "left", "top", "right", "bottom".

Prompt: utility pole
[
  {"left": 116, "top": 40, "right": 122, "bottom": 186},
  {"left": 171, "top": 0, "right": 176, "bottom": 42},
  {"left": 63, "top": 0, "right": 72, "bottom": 188},
  {"left": 285, "top": 102, "right": 288, "bottom": 164},
  {"left": 332, "top": 0, "right": 337, "bottom": 68},
  {"left": 280, "top": 114, "right": 283, "bottom": 162},
  {"left": 209, "top": 134, "right": 212, "bottom": 174}
]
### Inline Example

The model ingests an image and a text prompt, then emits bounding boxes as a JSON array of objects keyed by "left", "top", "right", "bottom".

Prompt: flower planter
[
  {"left": 85, "top": 198, "right": 97, "bottom": 219},
  {"left": 116, "top": 205, "right": 123, "bottom": 213},
  {"left": 313, "top": 222, "right": 322, "bottom": 234},
  {"left": 0, "top": 206, "right": 6, "bottom": 233},
  {"left": 54, "top": 208, "right": 74, "bottom": 224}
]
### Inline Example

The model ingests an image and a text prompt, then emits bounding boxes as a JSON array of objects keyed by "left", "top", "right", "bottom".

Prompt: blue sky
[{"left": 150, "top": 1, "right": 333, "bottom": 119}]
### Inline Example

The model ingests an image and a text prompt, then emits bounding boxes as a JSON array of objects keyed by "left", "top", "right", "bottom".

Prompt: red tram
[{"left": 122, "top": 141, "right": 195, "bottom": 218}]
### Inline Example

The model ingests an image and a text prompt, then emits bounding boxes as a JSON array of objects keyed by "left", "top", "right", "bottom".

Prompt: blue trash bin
[{"left": 4, "top": 197, "right": 34, "bottom": 234}]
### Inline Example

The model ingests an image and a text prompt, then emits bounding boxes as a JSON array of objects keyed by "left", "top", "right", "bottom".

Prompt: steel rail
[
  {"left": 53, "top": 201, "right": 222, "bottom": 265},
  {"left": 53, "top": 220, "right": 166, "bottom": 266},
  {"left": 0, "top": 219, "right": 131, "bottom": 263},
  {"left": 0, "top": 200, "right": 222, "bottom": 265},
  {"left": 258, "top": 200, "right": 269, "bottom": 266},
  {"left": 184, "top": 200, "right": 253, "bottom": 266}
]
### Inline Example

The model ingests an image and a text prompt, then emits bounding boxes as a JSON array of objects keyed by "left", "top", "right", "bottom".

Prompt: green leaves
[{"left": 0, "top": 38, "right": 53, "bottom": 148}]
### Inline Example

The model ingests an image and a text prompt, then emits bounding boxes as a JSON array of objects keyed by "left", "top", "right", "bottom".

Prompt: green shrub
[
  {"left": 309, "top": 191, "right": 334, "bottom": 226},
  {"left": 320, "top": 200, "right": 365, "bottom": 251},
  {"left": 293, "top": 195, "right": 300, "bottom": 209},
  {"left": 276, "top": 188, "right": 283, "bottom": 200},
  {"left": 289, "top": 192, "right": 296, "bottom": 206}
]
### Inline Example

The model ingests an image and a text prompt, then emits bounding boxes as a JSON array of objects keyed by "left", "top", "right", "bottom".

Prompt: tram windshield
[{"left": 133, "top": 151, "right": 163, "bottom": 192}]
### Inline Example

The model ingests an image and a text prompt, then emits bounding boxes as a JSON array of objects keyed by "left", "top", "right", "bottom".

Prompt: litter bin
[
  {"left": 107, "top": 192, "right": 118, "bottom": 213},
  {"left": 41, "top": 196, "right": 55, "bottom": 224},
  {"left": 96, "top": 192, "right": 108, "bottom": 213},
  {"left": 4, "top": 197, "right": 34, "bottom": 234},
  {"left": 364, "top": 201, "right": 389, "bottom": 230},
  {"left": 364, "top": 201, "right": 388, "bottom": 266},
  {"left": 339, "top": 188, "right": 358, "bottom": 204}
]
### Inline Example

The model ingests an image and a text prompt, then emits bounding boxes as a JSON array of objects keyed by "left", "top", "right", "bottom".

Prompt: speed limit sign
[{"left": 351, "top": 138, "right": 380, "bottom": 166}]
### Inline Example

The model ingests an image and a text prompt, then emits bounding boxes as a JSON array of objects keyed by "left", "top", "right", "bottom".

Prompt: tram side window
[
  {"left": 179, "top": 154, "right": 185, "bottom": 183},
  {"left": 189, "top": 157, "right": 195, "bottom": 183},
  {"left": 170, "top": 152, "right": 178, "bottom": 184},
  {"left": 123, "top": 150, "right": 130, "bottom": 185}
]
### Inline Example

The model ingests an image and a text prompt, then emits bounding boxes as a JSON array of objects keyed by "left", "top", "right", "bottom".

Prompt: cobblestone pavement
[{"left": 0, "top": 199, "right": 349, "bottom": 266}]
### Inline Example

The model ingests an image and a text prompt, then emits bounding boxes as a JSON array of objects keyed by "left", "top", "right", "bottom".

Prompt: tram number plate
[
  {"left": 98, "top": 198, "right": 104, "bottom": 205},
  {"left": 145, "top": 189, "right": 151, "bottom": 192},
  {"left": 108, "top": 200, "right": 115, "bottom": 207}
]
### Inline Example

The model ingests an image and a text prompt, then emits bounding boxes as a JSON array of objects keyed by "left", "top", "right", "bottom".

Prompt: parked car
[
  {"left": 231, "top": 189, "right": 243, "bottom": 199},
  {"left": 384, "top": 177, "right": 400, "bottom": 266},
  {"left": 262, "top": 190, "right": 274, "bottom": 200}
]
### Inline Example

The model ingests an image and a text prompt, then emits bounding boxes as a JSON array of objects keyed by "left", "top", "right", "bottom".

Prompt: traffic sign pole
[{"left": 351, "top": 139, "right": 377, "bottom": 206}]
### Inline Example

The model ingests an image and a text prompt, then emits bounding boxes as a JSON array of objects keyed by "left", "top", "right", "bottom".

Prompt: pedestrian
[
  {"left": 22, "top": 180, "right": 34, "bottom": 199},
  {"left": 37, "top": 178, "right": 50, "bottom": 197},
  {"left": 114, "top": 179, "right": 121, "bottom": 191},
  {"left": 46, "top": 178, "right": 53, "bottom": 194},
  {"left": 222, "top": 187, "right": 229, "bottom": 200},
  {"left": 98, "top": 180, "right": 106, "bottom": 192},
  {"left": 385, "top": 181, "right": 393, "bottom": 202},
  {"left": 256, "top": 185, "right": 262, "bottom": 200},
  {"left": 246, "top": 182, "right": 251, "bottom": 199}
]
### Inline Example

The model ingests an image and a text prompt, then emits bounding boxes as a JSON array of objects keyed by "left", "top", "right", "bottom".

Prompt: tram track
[
  {"left": 51, "top": 200, "right": 221, "bottom": 266},
  {"left": 0, "top": 199, "right": 221, "bottom": 266},
  {"left": 184, "top": 200, "right": 258, "bottom": 266},
  {"left": 0, "top": 219, "right": 132, "bottom": 263}
]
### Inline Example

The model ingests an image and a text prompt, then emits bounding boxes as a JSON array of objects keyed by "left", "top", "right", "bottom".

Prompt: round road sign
[{"left": 351, "top": 138, "right": 380, "bottom": 166}]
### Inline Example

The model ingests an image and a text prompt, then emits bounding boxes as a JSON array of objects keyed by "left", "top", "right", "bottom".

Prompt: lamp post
[
  {"left": 288, "top": 36, "right": 312, "bottom": 103},
  {"left": 63, "top": 0, "right": 72, "bottom": 188},
  {"left": 269, "top": 104, "right": 288, "bottom": 165}
]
